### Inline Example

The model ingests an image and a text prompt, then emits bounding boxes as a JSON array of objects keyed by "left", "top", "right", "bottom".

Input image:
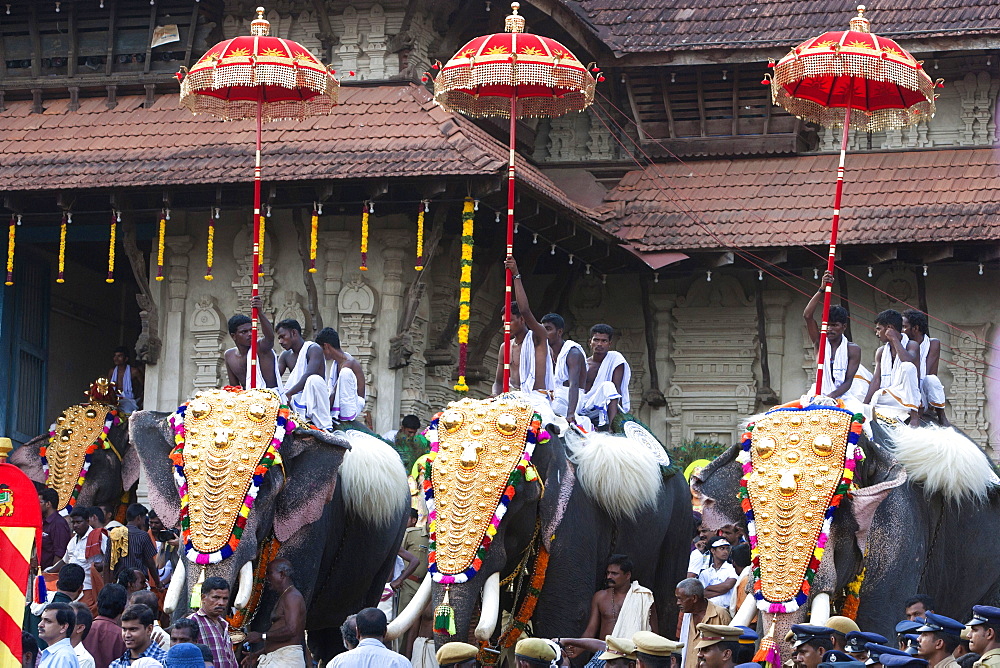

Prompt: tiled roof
[
  {"left": 563, "top": 0, "right": 1000, "bottom": 54},
  {"left": 599, "top": 149, "right": 1000, "bottom": 251},
  {"left": 0, "top": 83, "right": 593, "bottom": 223}
]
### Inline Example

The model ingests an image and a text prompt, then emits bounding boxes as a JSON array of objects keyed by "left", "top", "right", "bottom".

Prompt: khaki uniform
[
  {"left": 682, "top": 601, "right": 732, "bottom": 668},
  {"left": 399, "top": 525, "right": 429, "bottom": 612},
  {"left": 974, "top": 648, "right": 1000, "bottom": 668},
  {"left": 934, "top": 657, "right": 959, "bottom": 668}
]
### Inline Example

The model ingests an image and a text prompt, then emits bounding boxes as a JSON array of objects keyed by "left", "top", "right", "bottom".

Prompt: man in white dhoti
[
  {"left": 902, "top": 310, "right": 949, "bottom": 426},
  {"left": 584, "top": 555, "right": 657, "bottom": 640},
  {"left": 224, "top": 296, "right": 282, "bottom": 392},
  {"left": 276, "top": 319, "right": 332, "bottom": 430},
  {"left": 316, "top": 327, "right": 366, "bottom": 423},
  {"left": 108, "top": 347, "right": 143, "bottom": 413},
  {"left": 582, "top": 324, "right": 630, "bottom": 429},
  {"left": 492, "top": 256, "right": 554, "bottom": 396},
  {"left": 541, "top": 312, "right": 590, "bottom": 428},
  {"left": 864, "top": 309, "right": 921, "bottom": 427},
  {"left": 802, "top": 272, "right": 871, "bottom": 404}
]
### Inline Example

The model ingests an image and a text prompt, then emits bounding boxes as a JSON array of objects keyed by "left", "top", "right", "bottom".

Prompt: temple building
[{"left": 1, "top": 0, "right": 999, "bottom": 454}]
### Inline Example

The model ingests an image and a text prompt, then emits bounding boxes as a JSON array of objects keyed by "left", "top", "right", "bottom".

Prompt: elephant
[
  {"left": 131, "top": 400, "right": 410, "bottom": 664},
  {"left": 693, "top": 408, "right": 1000, "bottom": 655},
  {"left": 11, "top": 405, "right": 139, "bottom": 518},
  {"left": 388, "top": 395, "right": 692, "bottom": 653}
]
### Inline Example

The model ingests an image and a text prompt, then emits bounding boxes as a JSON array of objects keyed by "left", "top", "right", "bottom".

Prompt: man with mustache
[{"left": 584, "top": 555, "right": 657, "bottom": 641}]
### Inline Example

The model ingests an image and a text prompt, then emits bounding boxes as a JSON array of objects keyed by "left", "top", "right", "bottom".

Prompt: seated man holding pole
[{"left": 277, "top": 319, "right": 331, "bottom": 430}]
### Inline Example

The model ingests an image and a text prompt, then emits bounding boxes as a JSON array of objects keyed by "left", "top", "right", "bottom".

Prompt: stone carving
[
  {"left": 338, "top": 275, "right": 376, "bottom": 314},
  {"left": 666, "top": 275, "right": 759, "bottom": 447},
  {"left": 274, "top": 290, "right": 307, "bottom": 332},
  {"left": 189, "top": 295, "right": 225, "bottom": 390},
  {"left": 231, "top": 221, "right": 274, "bottom": 311},
  {"left": 321, "top": 232, "right": 351, "bottom": 329},
  {"left": 289, "top": 10, "right": 321, "bottom": 55},
  {"left": 762, "top": 289, "right": 793, "bottom": 398},
  {"left": 548, "top": 114, "right": 577, "bottom": 161},
  {"left": 948, "top": 322, "right": 992, "bottom": 445},
  {"left": 366, "top": 4, "right": 387, "bottom": 80},
  {"left": 166, "top": 237, "right": 193, "bottom": 313},
  {"left": 873, "top": 264, "right": 917, "bottom": 311},
  {"left": 337, "top": 6, "right": 360, "bottom": 76},
  {"left": 338, "top": 275, "right": 377, "bottom": 408},
  {"left": 400, "top": 307, "right": 430, "bottom": 420},
  {"left": 588, "top": 108, "right": 615, "bottom": 160},
  {"left": 954, "top": 72, "right": 999, "bottom": 146}
]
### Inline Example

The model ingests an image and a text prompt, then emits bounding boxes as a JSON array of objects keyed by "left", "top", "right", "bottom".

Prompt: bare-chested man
[
  {"left": 225, "top": 296, "right": 281, "bottom": 391},
  {"left": 541, "top": 312, "right": 587, "bottom": 427},
  {"left": 492, "top": 256, "right": 553, "bottom": 396},
  {"left": 315, "top": 327, "right": 366, "bottom": 423},
  {"left": 584, "top": 555, "right": 657, "bottom": 641},
  {"left": 277, "top": 319, "right": 331, "bottom": 430},
  {"left": 802, "top": 271, "right": 870, "bottom": 402},
  {"left": 242, "top": 559, "right": 306, "bottom": 668}
]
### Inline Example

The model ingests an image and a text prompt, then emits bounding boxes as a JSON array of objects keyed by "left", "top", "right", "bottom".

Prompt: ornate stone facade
[
  {"left": 948, "top": 323, "right": 992, "bottom": 444},
  {"left": 189, "top": 295, "right": 226, "bottom": 389}
]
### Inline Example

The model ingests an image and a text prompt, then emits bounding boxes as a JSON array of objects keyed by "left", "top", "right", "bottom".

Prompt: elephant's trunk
[
  {"left": 233, "top": 560, "right": 254, "bottom": 610},
  {"left": 386, "top": 574, "right": 432, "bottom": 641},
  {"left": 164, "top": 557, "right": 186, "bottom": 614},
  {"left": 474, "top": 573, "right": 500, "bottom": 642}
]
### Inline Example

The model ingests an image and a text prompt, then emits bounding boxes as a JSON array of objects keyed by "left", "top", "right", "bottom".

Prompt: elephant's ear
[
  {"left": 273, "top": 428, "right": 349, "bottom": 543},
  {"left": 129, "top": 410, "right": 181, "bottom": 528},
  {"left": 9, "top": 435, "right": 46, "bottom": 484}
]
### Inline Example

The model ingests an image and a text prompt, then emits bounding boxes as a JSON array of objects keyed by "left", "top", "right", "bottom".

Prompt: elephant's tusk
[
  {"left": 475, "top": 572, "right": 501, "bottom": 642},
  {"left": 164, "top": 557, "right": 186, "bottom": 614},
  {"left": 234, "top": 560, "right": 254, "bottom": 610},
  {"left": 731, "top": 589, "right": 758, "bottom": 627},
  {"left": 809, "top": 592, "right": 831, "bottom": 626},
  {"left": 386, "top": 573, "right": 431, "bottom": 641}
]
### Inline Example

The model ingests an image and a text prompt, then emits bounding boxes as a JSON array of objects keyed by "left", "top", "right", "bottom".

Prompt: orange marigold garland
[
  {"left": 227, "top": 535, "right": 282, "bottom": 630},
  {"left": 6, "top": 214, "right": 19, "bottom": 286},
  {"left": 309, "top": 204, "right": 320, "bottom": 273},
  {"left": 486, "top": 545, "right": 550, "bottom": 661},
  {"left": 841, "top": 563, "right": 865, "bottom": 619},
  {"left": 106, "top": 211, "right": 119, "bottom": 284},
  {"left": 57, "top": 213, "right": 69, "bottom": 284},
  {"left": 453, "top": 198, "right": 475, "bottom": 391},
  {"left": 155, "top": 209, "right": 168, "bottom": 282},
  {"left": 359, "top": 201, "right": 372, "bottom": 270},
  {"left": 205, "top": 208, "right": 217, "bottom": 281},
  {"left": 415, "top": 200, "right": 428, "bottom": 271}
]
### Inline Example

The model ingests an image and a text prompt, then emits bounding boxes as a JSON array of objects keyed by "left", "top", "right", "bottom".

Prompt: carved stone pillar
[
  {"left": 954, "top": 72, "right": 1000, "bottom": 146},
  {"left": 374, "top": 235, "right": 408, "bottom": 432},
  {"left": 762, "top": 289, "right": 793, "bottom": 399},
  {"left": 322, "top": 231, "right": 351, "bottom": 330},
  {"left": 647, "top": 293, "right": 676, "bottom": 445},
  {"left": 338, "top": 7, "right": 360, "bottom": 75},
  {"left": 338, "top": 274, "right": 378, "bottom": 418},
  {"left": 548, "top": 115, "right": 576, "bottom": 161},
  {"left": 949, "top": 323, "right": 992, "bottom": 445},
  {"left": 587, "top": 108, "right": 615, "bottom": 160},
  {"left": 162, "top": 236, "right": 192, "bottom": 407},
  {"left": 190, "top": 295, "right": 225, "bottom": 390},
  {"left": 274, "top": 290, "right": 307, "bottom": 332},
  {"left": 366, "top": 4, "right": 387, "bottom": 80},
  {"left": 231, "top": 219, "right": 275, "bottom": 312}
]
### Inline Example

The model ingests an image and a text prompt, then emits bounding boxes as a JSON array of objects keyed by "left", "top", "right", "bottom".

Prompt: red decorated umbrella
[
  {"left": 765, "top": 5, "right": 940, "bottom": 395},
  {"left": 177, "top": 7, "right": 338, "bottom": 388},
  {"left": 430, "top": 2, "right": 599, "bottom": 391}
]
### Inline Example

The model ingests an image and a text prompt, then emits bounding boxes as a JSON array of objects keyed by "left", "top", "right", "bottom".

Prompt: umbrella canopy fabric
[
  {"left": 179, "top": 8, "right": 338, "bottom": 122},
  {"left": 433, "top": 3, "right": 597, "bottom": 119},
  {"left": 770, "top": 6, "right": 938, "bottom": 132}
]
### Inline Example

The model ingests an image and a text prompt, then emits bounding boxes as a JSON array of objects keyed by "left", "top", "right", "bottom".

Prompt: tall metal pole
[
  {"left": 814, "top": 85, "right": 854, "bottom": 396},
  {"left": 249, "top": 97, "right": 262, "bottom": 390},
  {"left": 502, "top": 93, "right": 517, "bottom": 393}
]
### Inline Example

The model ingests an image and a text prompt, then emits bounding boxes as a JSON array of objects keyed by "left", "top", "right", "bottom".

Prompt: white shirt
[
  {"left": 698, "top": 560, "right": 738, "bottom": 609},
  {"left": 328, "top": 638, "right": 410, "bottom": 668},
  {"left": 66, "top": 528, "right": 107, "bottom": 589},
  {"left": 74, "top": 642, "right": 96, "bottom": 668},
  {"left": 687, "top": 548, "right": 708, "bottom": 575},
  {"left": 40, "top": 638, "right": 80, "bottom": 668}
]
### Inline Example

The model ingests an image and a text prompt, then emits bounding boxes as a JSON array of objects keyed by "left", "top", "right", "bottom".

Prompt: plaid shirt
[
  {"left": 109, "top": 642, "right": 168, "bottom": 668},
  {"left": 188, "top": 610, "right": 239, "bottom": 668}
]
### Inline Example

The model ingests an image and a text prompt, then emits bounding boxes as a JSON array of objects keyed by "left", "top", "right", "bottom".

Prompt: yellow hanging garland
[
  {"left": 309, "top": 205, "right": 319, "bottom": 273},
  {"left": 359, "top": 201, "right": 370, "bottom": 270},
  {"left": 415, "top": 200, "right": 427, "bottom": 271},
  {"left": 205, "top": 209, "right": 216, "bottom": 281},
  {"left": 106, "top": 212, "right": 117, "bottom": 284},
  {"left": 155, "top": 210, "right": 167, "bottom": 282},
  {"left": 57, "top": 213, "right": 68, "bottom": 284},
  {"left": 5, "top": 214, "right": 17, "bottom": 286},
  {"left": 454, "top": 197, "right": 475, "bottom": 392},
  {"left": 258, "top": 213, "right": 266, "bottom": 277}
]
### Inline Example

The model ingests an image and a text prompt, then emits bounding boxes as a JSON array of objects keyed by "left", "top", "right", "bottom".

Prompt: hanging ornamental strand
[
  {"left": 359, "top": 201, "right": 372, "bottom": 271},
  {"left": 454, "top": 197, "right": 475, "bottom": 392},
  {"left": 415, "top": 200, "right": 428, "bottom": 271},
  {"left": 156, "top": 209, "right": 169, "bottom": 282},
  {"left": 309, "top": 204, "right": 321, "bottom": 273},
  {"left": 5, "top": 214, "right": 19, "bottom": 286},
  {"left": 57, "top": 213, "right": 69, "bottom": 284},
  {"left": 205, "top": 208, "right": 218, "bottom": 281},
  {"left": 107, "top": 211, "right": 119, "bottom": 284}
]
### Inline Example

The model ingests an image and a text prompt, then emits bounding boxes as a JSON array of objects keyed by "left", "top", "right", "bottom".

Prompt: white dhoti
[
  {"left": 330, "top": 366, "right": 363, "bottom": 422},
  {"left": 580, "top": 351, "right": 631, "bottom": 427},
  {"left": 922, "top": 374, "right": 946, "bottom": 409},
  {"left": 869, "top": 360, "right": 920, "bottom": 422},
  {"left": 257, "top": 644, "right": 306, "bottom": 668},
  {"left": 410, "top": 637, "right": 438, "bottom": 668},
  {"left": 820, "top": 338, "right": 871, "bottom": 403},
  {"left": 551, "top": 386, "right": 593, "bottom": 432},
  {"left": 287, "top": 375, "right": 332, "bottom": 430},
  {"left": 610, "top": 581, "right": 654, "bottom": 637},
  {"left": 580, "top": 380, "right": 623, "bottom": 427}
]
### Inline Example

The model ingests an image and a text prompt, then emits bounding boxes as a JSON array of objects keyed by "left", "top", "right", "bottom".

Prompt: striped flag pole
[{"left": 0, "top": 437, "right": 43, "bottom": 668}]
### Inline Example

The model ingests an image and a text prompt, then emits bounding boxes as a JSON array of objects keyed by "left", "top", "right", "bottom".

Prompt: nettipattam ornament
[{"left": 43, "top": 403, "right": 120, "bottom": 512}]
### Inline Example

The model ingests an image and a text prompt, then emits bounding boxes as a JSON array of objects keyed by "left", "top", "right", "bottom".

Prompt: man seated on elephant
[
  {"left": 187, "top": 578, "right": 238, "bottom": 668},
  {"left": 902, "top": 310, "right": 949, "bottom": 425},
  {"left": 242, "top": 560, "right": 306, "bottom": 668},
  {"left": 328, "top": 607, "right": 409, "bottom": 667},
  {"left": 585, "top": 555, "right": 657, "bottom": 641},
  {"left": 802, "top": 271, "right": 871, "bottom": 404},
  {"left": 676, "top": 579, "right": 731, "bottom": 668},
  {"left": 915, "top": 612, "right": 963, "bottom": 668},
  {"left": 493, "top": 257, "right": 553, "bottom": 398},
  {"left": 277, "top": 319, "right": 332, "bottom": 430},
  {"left": 964, "top": 605, "right": 1000, "bottom": 668},
  {"left": 541, "top": 311, "right": 589, "bottom": 429},
  {"left": 863, "top": 310, "right": 921, "bottom": 427},
  {"left": 791, "top": 625, "right": 836, "bottom": 668},
  {"left": 582, "top": 324, "right": 632, "bottom": 430},
  {"left": 315, "top": 327, "right": 366, "bottom": 423},
  {"left": 225, "top": 296, "right": 281, "bottom": 392}
]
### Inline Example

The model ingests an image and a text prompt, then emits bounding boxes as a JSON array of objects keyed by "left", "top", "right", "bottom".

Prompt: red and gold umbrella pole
[
  {"left": 430, "top": 3, "right": 599, "bottom": 391},
  {"left": 765, "top": 5, "right": 940, "bottom": 396},
  {"left": 177, "top": 7, "right": 339, "bottom": 387},
  {"left": 0, "top": 437, "right": 43, "bottom": 668}
]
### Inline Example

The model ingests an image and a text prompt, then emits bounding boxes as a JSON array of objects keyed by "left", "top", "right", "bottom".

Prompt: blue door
[{"left": 2, "top": 254, "right": 49, "bottom": 445}]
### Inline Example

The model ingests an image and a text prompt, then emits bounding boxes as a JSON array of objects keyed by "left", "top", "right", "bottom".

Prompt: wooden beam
[
  {"left": 978, "top": 246, "right": 1000, "bottom": 262},
  {"left": 183, "top": 1, "right": 200, "bottom": 68},
  {"left": 866, "top": 246, "right": 897, "bottom": 264},
  {"left": 29, "top": 3, "right": 41, "bottom": 77},
  {"left": 763, "top": 86, "right": 773, "bottom": 135},
  {"left": 704, "top": 251, "right": 734, "bottom": 267},
  {"left": 758, "top": 248, "right": 788, "bottom": 265},
  {"left": 731, "top": 64, "right": 740, "bottom": 136},
  {"left": 623, "top": 74, "right": 647, "bottom": 142},
  {"left": 31, "top": 89, "right": 43, "bottom": 114},
  {"left": 68, "top": 86, "right": 80, "bottom": 112},
  {"left": 658, "top": 72, "right": 676, "bottom": 139},
  {"left": 696, "top": 68, "right": 706, "bottom": 137},
  {"left": 0, "top": 16, "right": 7, "bottom": 79},
  {"left": 105, "top": 0, "right": 117, "bottom": 76},
  {"left": 68, "top": 1, "right": 78, "bottom": 77},
  {"left": 922, "top": 245, "right": 954, "bottom": 264},
  {"left": 143, "top": 1, "right": 157, "bottom": 75}
]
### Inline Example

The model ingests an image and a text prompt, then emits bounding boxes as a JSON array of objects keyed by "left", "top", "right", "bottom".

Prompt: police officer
[
  {"left": 916, "top": 612, "right": 964, "bottom": 668},
  {"left": 736, "top": 626, "right": 758, "bottom": 664},
  {"left": 966, "top": 605, "right": 1000, "bottom": 668},
  {"left": 846, "top": 633, "right": 889, "bottom": 662},
  {"left": 880, "top": 653, "right": 930, "bottom": 668},
  {"left": 436, "top": 641, "right": 479, "bottom": 668},
  {"left": 897, "top": 622, "right": 924, "bottom": 652},
  {"left": 867, "top": 643, "right": 915, "bottom": 668},
  {"left": 634, "top": 630, "right": 686, "bottom": 668},
  {"left": 792, "top": 625, "right": 837, "bottom": 668},
  {"left": 820, "top": 649, "right": 866, "bottom": 668}
]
